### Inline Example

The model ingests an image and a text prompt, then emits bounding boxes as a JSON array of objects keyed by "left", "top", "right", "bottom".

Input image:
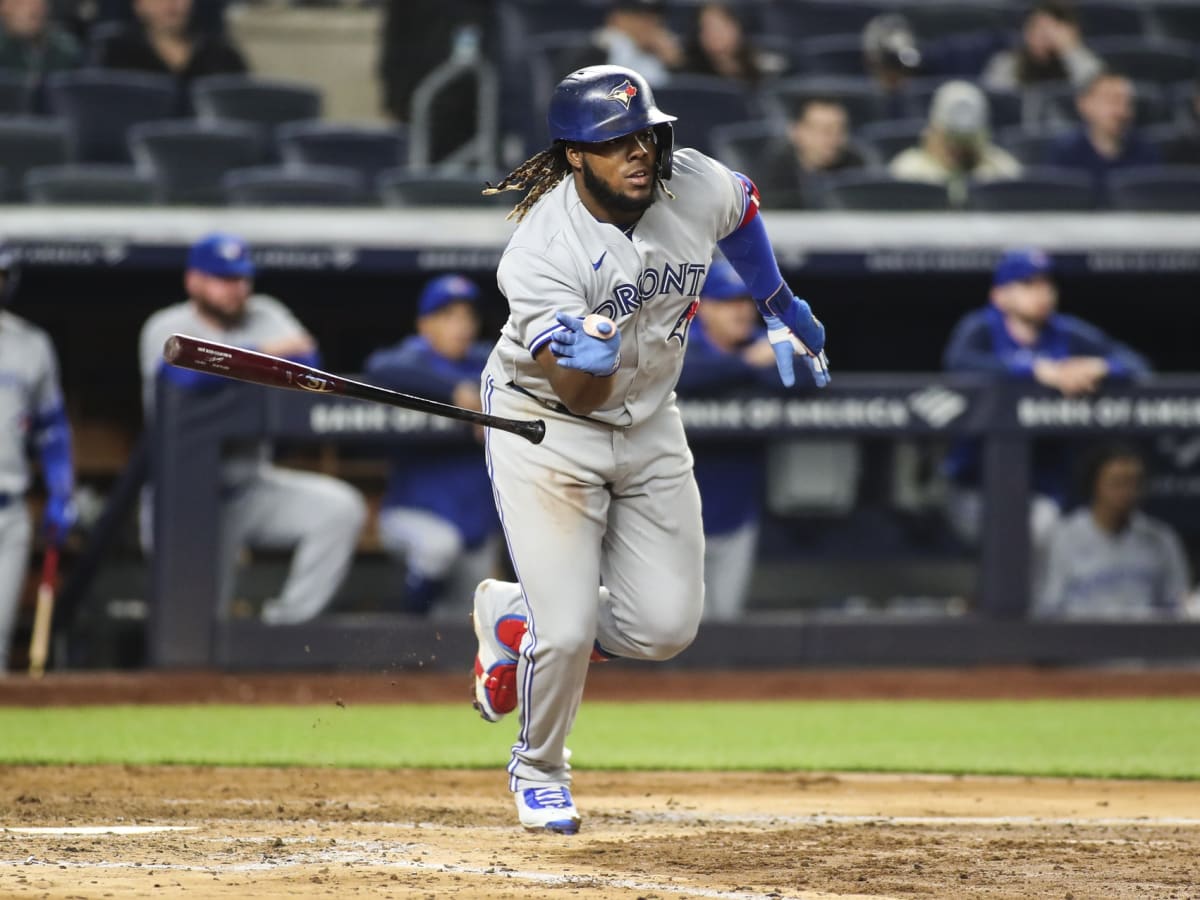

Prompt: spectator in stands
[
  {"left": 0, "top": 245, "right": 75, "bottom": 674},
  {"left": 941, "top": 248, "right": 1151, "bottom": 583},
  {"left": 590, "top": 0, "right": 683, "bottom": 88},
  {"left": 981, "top": 0, "right": 1102, "bottom": 93},
  {"left": 1034, "top": 442, "right": 1192, "bottom": 620},
  {"left": 0, "top": 0, "right": 82, "bottom": 78},
  {"left": 88, "top": 0, "right": 230, "bottom": 35},
  {"left": 862, "top": 12, "right": 923, "bottom": 118},
  {"left": 759, "top": 97, "right": 868, "bottom": 208},
  {"left": 891, "top": 80, "right": 1022, "bottom": 206},
  {"left": 1047, "top": 71, "right": 1159, "bottom": 205},
  {"left": 362, "top": 274, "right": 499, "bottom": 619},
  {"left": 138, "top": 233, "right": 366, "bottom": 625},
  {"left": 379, "top": 0, "right": 488, "bottom": 163},
  {"left": 678, "top": 2, "right": 786, "bottom": 87},
  {"left": 96, "top": 0, "right": 246, "bottom": 89},
  {"left": 675, "top": 262, "right": 779, "bottom": 621}
]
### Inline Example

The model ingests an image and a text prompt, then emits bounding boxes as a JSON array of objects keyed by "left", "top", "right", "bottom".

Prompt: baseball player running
[
  {"left": 470, "top": 65, "right": 830, "bottom": 834},
  {"left": 0, "top": 246, "right": 75, "bottom": 673}
]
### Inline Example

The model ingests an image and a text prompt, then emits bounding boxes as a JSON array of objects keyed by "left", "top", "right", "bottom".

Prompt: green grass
[{"left": 1, "top": 699, "right": 1198, "bottom": 779}]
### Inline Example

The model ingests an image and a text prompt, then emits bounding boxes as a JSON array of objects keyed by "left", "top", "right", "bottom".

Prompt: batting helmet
[{"left": 547, "top": 66, "right": 677, "bottom": 179}]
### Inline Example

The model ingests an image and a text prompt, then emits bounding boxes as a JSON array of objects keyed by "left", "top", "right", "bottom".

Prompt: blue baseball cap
[
  {"left": 418, "top": 274, "right": 480, "bottom": 317},
  {"left": 699, "top": 261, "right": 750, "bottom": 301},
  {"left": 187, "top": 232, "right": 254, "bottom": 278},
  {"left": 993, "top": 248, "right": 1053, "bottom": 287}
]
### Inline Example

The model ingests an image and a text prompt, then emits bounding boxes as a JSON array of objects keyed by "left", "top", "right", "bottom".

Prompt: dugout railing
[{"left": 148, "top": 374, "right": 1200, "bottom": 670}]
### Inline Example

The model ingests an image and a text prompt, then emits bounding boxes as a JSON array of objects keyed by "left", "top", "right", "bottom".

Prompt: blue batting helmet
[{"left": 547, "top": 66, "right": 677, "bottom": 179}]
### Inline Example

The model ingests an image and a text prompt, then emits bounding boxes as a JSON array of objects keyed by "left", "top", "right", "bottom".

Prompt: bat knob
[
  {"left": 582, "top": 314, "right": 617, "bottom": 340},
  {"left": 163, "top": 335, "right": 181, "bottom": 364}
]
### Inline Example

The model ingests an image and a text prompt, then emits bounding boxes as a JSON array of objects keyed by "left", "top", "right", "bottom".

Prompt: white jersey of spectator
[
  {"left": 487, "top": 147, "right": 744, "bottom": 427},
  {"left": 1035, "top": 509, "right": 1191, "bottom": 620}
]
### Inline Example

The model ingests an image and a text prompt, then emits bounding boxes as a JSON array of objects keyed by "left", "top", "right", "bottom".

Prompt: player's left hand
[
  {"left": 763, "top": 296, "right": 830, "bottom": 388},
  {"left": 549, "top": 311, "right": 622, "bottom": 376},
  {"left": 43, "top": 493, "right": 76, "bottom": 546}
]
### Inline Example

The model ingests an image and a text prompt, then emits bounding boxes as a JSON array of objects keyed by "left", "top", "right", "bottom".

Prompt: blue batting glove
[
  {"left": 43, "top": 493, "right": 76, "bottom": 546},
  {"left": 764, "top": 295, "right": 826, "bottom": 355},
  {"left": 549, "top": 311, "right": 622, "bottom": 376},
  {"left": 764, "top": 314, "right": 831, "bottom": 389}
]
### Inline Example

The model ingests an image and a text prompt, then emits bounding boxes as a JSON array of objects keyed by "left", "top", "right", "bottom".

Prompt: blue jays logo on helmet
[
  {"left": 606, "top": 79, "right": 638, "bottom": 109},
  {"left": 547, "top": 65, "right": 678, "bottom": 179}
]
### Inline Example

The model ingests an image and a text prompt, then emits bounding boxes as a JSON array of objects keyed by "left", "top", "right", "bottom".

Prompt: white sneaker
[
  {"left": 515, "top": 784, "right": 580, "bottom": 834},
  {"left": 471, "top": 580, "right": 526, "bottom": 722}
]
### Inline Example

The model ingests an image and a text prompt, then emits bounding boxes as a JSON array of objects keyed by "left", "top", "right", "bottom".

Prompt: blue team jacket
[
  {"left": 364, "top": 336, "right": 497, "bottom": 547},
  {"left": 676, "top": 320, "right": 780, "bottom": 536},
  {"left": 942, "top": 304, "right": 1151, "bottom": 497}
]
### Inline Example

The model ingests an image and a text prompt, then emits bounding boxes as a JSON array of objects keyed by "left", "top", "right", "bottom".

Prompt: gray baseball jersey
[
  {"left": 138, "top": 296, "right": 365, "bottom": 623},
  {"left": 0, "top": 312, "right": 64, "bottom": 495},
  {"left": 1035, "top": 509, "right": 1191, "bottom": 619},
  {"left": 0, "top": 312, "right": 64, "bottom": 668},
  {"left": 481, "top": 149, "right": 747, "bottom": 792},
  {"left": 486, "top": 148, "right": 745, "bottom": 427}
]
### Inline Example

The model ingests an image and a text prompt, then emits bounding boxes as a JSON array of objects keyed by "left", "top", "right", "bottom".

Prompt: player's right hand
[
  {"left": 43, "top": 493, "right": 76, "bottom": 546},
  {"left": 764, "top": 315, "right": 831, "bottom": 389},
  {"left": 549, "top": 311, "right": 622, "bottom": 376}
]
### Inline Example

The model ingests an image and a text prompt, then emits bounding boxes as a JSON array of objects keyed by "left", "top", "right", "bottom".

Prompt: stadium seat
[
  {"left": 903, "top": 3, "right": 1014, "bottom": 41},
  {"left": 1150, "top": 3, "right": 1200, "bottom": 42},
  {"left": 221, "top": 164, "right": 366, "bottom": 206},
  {"left": 765, "top": 76, "right": 891, "bottom": 130},
  {"left": 822, "top": 172, "right": 951, "bottom": 210},
  {"left": 191, "top": 75, "right": 323, "bottom": 158},
  {"left": 0, "top": 72, "right": 32, "bottom": 115},
  {"left": 1026, "top": 80, "right": 1170, "bottom": 131},
  {"left": 128, "top": 120, "right": 262, "bottom": 205},
  {"left": 856, "top": 117, "right": 927, "bottom": 165},
  {"left": 0, "top": 117, "right": 71, "bottom": 202},
  {"left": 761, "top": 1, "right": 886, "bottom": 40},
  {"left": 709, "top": 119, "right": 789, "bottom": 183},
  {"left": 276, "top": 122, "right": 408, "bottom": 184},
  {"left": 651, "top": 76, "right": 758, "bottom": 158},
  {"left": 1073, "top": 2, "right": 1149, "bottom": 38},
  {"left": 1089, "top": 38, "right": 1199, "bottom": 84},
  {"left": 1142, "top": 123, "right": 1200, "bottom": 165},
  {"left": 24, "top": 164, "right": 159, "bottom": 205},
  {"left": 793, "top": 33, "right": 868, "bottom": 77},
  {"left": 997, "top": 127, "right": 1070, "bottom": 166},
  {"left": 377, "top": 170, "right": 509, "bottom": 207},
  {"left": 966, "top": 167, "right": 1095, "bottom": 211},
  {"left": 44, "top": 70, "right": 178, "bottom": 162},
  {"left": 1108, "top": 165, "right": 1200, "bottom": 211}
]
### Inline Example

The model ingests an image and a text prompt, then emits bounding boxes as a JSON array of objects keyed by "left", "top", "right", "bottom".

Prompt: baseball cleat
[
  {"left": 515, "top": 785, "right": 581, "bottom": 834},
  {"left": 471, "top": 579, "right": 527, "bottom": 723}
]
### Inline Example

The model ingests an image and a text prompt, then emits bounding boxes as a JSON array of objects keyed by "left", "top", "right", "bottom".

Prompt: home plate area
[{"left": 2, "top": 767, "right": 1198, "bottom": 899}]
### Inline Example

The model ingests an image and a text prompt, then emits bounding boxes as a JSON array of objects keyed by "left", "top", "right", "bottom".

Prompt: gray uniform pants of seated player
[{"left": 0, "top": 503, "right": 32, "bottom": 671}]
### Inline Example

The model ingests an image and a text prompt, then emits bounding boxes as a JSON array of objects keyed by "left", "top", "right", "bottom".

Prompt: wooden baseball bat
[
  {"left": 162, "top": 334, "right": 546, "bottom": 445},
  {"left": 27, "top": 544, "right": 59, "bottom": 679}
]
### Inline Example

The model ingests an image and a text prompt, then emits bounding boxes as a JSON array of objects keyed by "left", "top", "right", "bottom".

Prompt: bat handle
[{"left": 27, "top": 544, "right": 58, "bottom": 679}]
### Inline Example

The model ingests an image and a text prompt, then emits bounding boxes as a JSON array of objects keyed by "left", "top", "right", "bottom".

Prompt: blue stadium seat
[
  {"left": 651, "top": 75, "right": 758, "bottom": 158},
  {"left": 45, "top": 70, "right": 178, "bottom": 162},
  {"left": 192, "top": 75, "right": 322, "bottom": 159},
  {"left": 1150, "top": 3, "right": 1200, "bottom": 42},
  {"left": 997, "top": 127, "right": 1072, "bottom": 166},
  {"left": 276, "top": 122, "right": 408, "bottom": 184},
  {"left": 761, "top": 1, "right": 886, "bottom": 40},
  {"left": 128, "top": 120, "right": 262, "bottom": 205},
  {"left": 1142, "top": 123, "right": 1200, "bottom": 165},
  {"left": 822, "top": 172, "right": 951, "bottom": 210},
  {"left": 1074, "top": 2, "right": 1150, "bottom": 38},
  {"left": 793, "top": 33, "right": 867, "bottom": 77},
  {"left": 903, "top": 3, "right": 1015, "bottom": 41},
  {"left": 221, "top": 164, "right": 366, "bottom": 207},
  {"left": 376, "top": 169, "right": 510, "bottom": 207},
  {"left": 24, "top": 163, "right": 159, "bottom": 205},
  {"left": 0, "top": 116, "right": 71, "bottom": 201},
  {"left": 765, "top": 76, "right": 890, "bottom": 130},
  {"left": 709, "top": 119, "right": 790, "bottom": 183},
  {"left": 856, "top": 117, "right": 927, "bottom": 165},
  {"left": 966, "top": 167, "right": 1095, "bottom": 211},
  {"left": 1108, "top": 165, "right": 1200, "bottom": 210},
  {"left": 1089, "top": 38, "right": 1199, "bottom": 84},
  {"left": 0, "top": 72, "right": 32, "bottom": 115}
]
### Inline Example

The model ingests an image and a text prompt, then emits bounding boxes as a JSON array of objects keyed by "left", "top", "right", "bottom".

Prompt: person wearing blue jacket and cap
[
  {"left": 365, "top": 274, "right": 500, "bottom": 618},
  {"left": 941, "top": 247, "right": 1152, "bottom": 588},
  {"left": 675, "top": 260, "right": 781, "bottom": 620}
]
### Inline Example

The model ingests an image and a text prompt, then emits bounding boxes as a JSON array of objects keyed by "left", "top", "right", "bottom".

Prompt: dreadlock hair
[
  {"left": 484, "top": 137, "right": 676, "bottom": 222},
  {"left": 484, "top": 144, "right": 571, "bottom": 223}
]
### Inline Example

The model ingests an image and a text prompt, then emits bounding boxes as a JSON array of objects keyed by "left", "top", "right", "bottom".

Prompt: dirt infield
[{"left": 2, "top": 667, "right": 1199, "bottom": 898}]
